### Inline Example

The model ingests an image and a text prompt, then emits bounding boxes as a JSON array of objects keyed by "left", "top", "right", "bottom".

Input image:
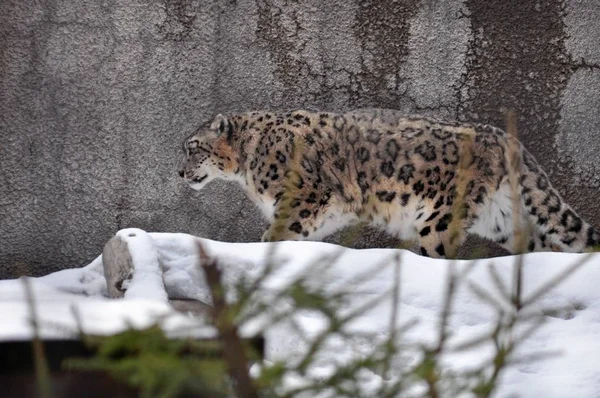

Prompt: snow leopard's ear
[{"left": 210, "top": 114, "right": 234, "bottom": 143}]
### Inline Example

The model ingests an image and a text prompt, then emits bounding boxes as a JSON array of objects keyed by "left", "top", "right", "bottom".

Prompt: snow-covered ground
[{"left": 1, "top": 230, "right": 599, "bottom": 397}]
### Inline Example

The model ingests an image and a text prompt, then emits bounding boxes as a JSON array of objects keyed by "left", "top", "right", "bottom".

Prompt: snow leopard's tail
[{"left": 518, "top": 146, "right": 600, "bottom": 253}]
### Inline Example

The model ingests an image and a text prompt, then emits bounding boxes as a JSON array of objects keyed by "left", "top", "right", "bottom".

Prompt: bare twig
[
  {"left": 436, "top": 262, "right": 457, "bottom": 356},
  {"left": 22, "top": 277, "right": 52, "bottom": 398},
  {"left": 511, "top": 257, "right": 524, "bottom": 311},
  {"left": 196, "top": 240, "right": 258, "bottom": 398},
  {"left": 468, "top": 280, "right": 506, "bottom": 311},
  {"left": 382, "top": 254, "right": 402, "bottom": 380},
  {"left": 487, "top": 263, "right": 510, "bottom": 302},
  {"left": 505, "top": 110, "right": 526, "bottom": 255}
]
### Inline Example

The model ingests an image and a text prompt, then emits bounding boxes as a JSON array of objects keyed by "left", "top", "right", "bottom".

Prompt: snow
[
  {"left": 0, "top": 277, "right": 208, "bottom": 340},
  {"left": 1, "top": 231, "right": 600, "bottom": 397}
]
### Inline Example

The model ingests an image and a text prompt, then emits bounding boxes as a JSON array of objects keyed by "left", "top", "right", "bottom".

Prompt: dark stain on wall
[
  {"left": 255, "top": 0, "right": 311, "bottom": 104},
  {"left": 158, "top": 0, "right": 200, "bottom": 42},
  {"left": 353, "top": 0, "right": 420, "bottom": 108},
  {"left": 457, "top": 0, "right": 571, "bottom": 171},
  {"left": 255, "top": 0, "right": 422, "bottom": 110},
  {"left": 456, "top": 0, "right": 600, "bottom": 227}
]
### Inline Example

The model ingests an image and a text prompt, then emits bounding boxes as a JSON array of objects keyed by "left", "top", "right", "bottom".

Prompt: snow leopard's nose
[{"left": 178, "top": 169, "right": 185, "bottom": 178}]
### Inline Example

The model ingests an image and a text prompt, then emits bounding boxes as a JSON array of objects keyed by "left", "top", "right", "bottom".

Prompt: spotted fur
[{"left": 179, "top": 109, "right": 600, "bottom": 258}]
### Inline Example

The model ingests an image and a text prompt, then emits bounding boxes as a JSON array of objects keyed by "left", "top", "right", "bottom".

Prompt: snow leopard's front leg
[{"left": 261, "top": 190, "right": 338, "bottom": 242}]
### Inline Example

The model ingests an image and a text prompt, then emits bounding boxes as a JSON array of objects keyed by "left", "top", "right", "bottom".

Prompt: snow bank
[
  {"left": 1, "top": 232, "right": 599, "bottom": 397},
  {"left": 0, "top": 277, "right": 207, "bottom": 340}
]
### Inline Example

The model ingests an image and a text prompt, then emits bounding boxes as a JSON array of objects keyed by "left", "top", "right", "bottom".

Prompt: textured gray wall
[{"left": 1, "top": 0, "right": 599, "bottom": 277}]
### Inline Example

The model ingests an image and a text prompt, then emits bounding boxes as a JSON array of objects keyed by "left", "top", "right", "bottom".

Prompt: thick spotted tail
[{"left": 519, "top": 148, "right": 600, "bottom": 253}]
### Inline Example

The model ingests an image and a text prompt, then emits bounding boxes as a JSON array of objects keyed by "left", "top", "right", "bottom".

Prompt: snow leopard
[{"left": 178, "top": 109, "right": 599, "bottom": 258}]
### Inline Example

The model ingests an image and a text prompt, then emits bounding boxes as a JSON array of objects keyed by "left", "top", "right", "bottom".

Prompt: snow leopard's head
[{"left": 179, "top": 114, "right": 238, "bottom": 190}]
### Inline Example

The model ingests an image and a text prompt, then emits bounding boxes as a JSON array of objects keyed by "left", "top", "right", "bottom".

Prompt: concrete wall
[{"left": 1, "top": 0, "right": 599, "bottom": 277}]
